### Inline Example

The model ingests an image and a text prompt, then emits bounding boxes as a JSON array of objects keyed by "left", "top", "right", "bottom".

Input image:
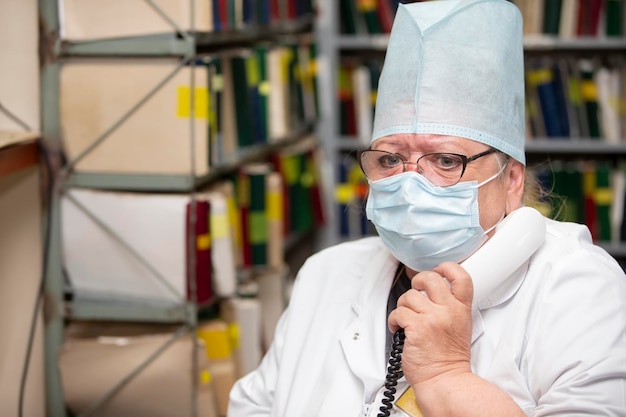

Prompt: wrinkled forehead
[{"left": 371, "top": 134, "right": 487, "bottom": 153}]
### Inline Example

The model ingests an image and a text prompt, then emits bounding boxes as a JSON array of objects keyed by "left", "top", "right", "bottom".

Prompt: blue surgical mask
[{"left": 365, "top": 169, "right": 503, "bottom": 272}]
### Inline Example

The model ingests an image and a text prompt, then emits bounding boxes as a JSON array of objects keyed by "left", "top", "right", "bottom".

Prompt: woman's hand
[{"left": 388, "top": 261, "right": 474, "bottom": 388}]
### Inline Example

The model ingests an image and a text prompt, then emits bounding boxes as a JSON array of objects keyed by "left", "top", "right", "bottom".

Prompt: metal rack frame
[{"left": 38, "top": 1, "right": 318, "bottom": 416}]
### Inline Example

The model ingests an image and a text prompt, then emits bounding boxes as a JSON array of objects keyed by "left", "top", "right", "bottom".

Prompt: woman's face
[{"left": 370, "top": 133, "right": 526, "bottom": 236}]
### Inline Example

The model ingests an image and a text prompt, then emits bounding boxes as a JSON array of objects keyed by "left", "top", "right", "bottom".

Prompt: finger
[
  {"left": 388, "top": 304, "right": 421, "bottom": 333},
  {"left": 433, "top": 262, "right": 473, "bottom": 306},
  {"left": 411, "top": 270, "right": 453, "bottom": 304}
]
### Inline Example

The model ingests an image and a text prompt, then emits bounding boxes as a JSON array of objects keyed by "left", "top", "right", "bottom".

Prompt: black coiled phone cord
[{"left": 378, "top": 328, "right": 406, "bottom": 417}]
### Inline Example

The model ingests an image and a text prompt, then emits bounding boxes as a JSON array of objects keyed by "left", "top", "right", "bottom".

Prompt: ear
[{"left": 505, "top": 161, "right": 525, "bottom": 214}]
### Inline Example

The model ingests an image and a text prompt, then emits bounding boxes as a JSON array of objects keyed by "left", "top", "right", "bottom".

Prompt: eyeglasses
[{"left": 358, "top": 148, "right": 497, "bottom": 186}]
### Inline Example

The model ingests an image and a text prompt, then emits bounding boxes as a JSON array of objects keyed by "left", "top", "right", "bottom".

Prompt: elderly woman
[{"left": 228, "top": 1, "right": 626, "bottom": 416}]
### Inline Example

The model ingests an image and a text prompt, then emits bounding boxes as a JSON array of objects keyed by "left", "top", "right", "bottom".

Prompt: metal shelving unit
[
  {"left": 314, "top": 0, "right": 626, "bottom": 256},
  {"left": 39, "top": 1, "right": 318, "bottom": 416}
]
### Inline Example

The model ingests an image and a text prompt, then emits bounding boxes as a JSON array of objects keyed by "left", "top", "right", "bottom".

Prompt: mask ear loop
[
  {"left": 477, "top": 162, "right": 508, "bottom": 188},
  {"left": 478, "top": 158, "right": 509, "bottom": 235}
]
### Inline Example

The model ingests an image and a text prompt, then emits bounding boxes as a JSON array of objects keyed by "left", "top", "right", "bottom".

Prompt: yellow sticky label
[
  {"left": 259, "top": 81, "right": 271, "bottom": 96},
  {"left": 356, "top": 0, "right": 377, "bottom": 11},
  {"left": 238, "top": 175, "right": 251, "bottom": 207},
  {"left": 527, "top": 68, "right": 553, "bottom": 86},
  {"left": 211, "top": 74, "right": 224, "bottom": 91},
  {"left": 335, "top": 183, "right": 354, "bottom": 203},
  {"left": 595, "top": 188, "right": 613, "bottom": 205},
  {"left": 267, "top": 190, "right": 283, "bottom": 221},
  {"left": 580, "top": 80, "right": 598, "bottom": 100},
  {"left": 568, "top": 78, "right": 582, "bottom": 104},
  {"left": 396, "top": 386, "right": 425, "bottom": 417},
  {"left": 228, "top": 323, "right": 240, "bottom": 350},
  {"left": 198, "top": 328, "right": 233, "bottom": 360},
  {"left": 246, "top": 55, "right": 260, "bottom": 86},
  {"left": 227, "top": 196, "right": 242, "bottom": 247},
  {"left": 583, "top": 170, "right": 596, "bottom": 195},
  {"left": 197, "top": 233, "right": 210, "bottom": 250},
  {"left": 282, "top": 156, "right": 300, "bottom": 185},
  {"left": 177, "top": 86, "right": 209, "bottom": 119},
  {"left": 200, "top": 370, "right": 212, "bottom": 385},
  {"left": 300, "top": 171, "right": 314, "bottom": 188},
  {"left": 249, "top": 211, "right": 268, "bottom": 244},
  {"left": 211, "top": 212, "right": 230, "bottom": 239}
]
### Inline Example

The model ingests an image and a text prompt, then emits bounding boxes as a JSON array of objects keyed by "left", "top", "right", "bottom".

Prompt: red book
[
  {"left": 287, "top": 0, "right": 297, "bottom": 19},
  {"left": 576, "top": 0, "right": 603, "bottom": 36},
  {"left": 186, "top": 200, "right": 212, "bottom": 304},
  {"left": 270, "top": 0, "right": 280, "bottom": 22},
  {"left": 307, "top": 149, "right": 326, "bottom": 227},
  {"left": 376, "top": 0, "right": 395, "bottom": 33},
  {"left": 219, "top": 0, "right": 230, "bottom": 30}
]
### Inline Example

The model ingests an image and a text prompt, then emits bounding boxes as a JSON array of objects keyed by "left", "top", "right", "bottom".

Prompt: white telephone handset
[
  {"left": 378, "top": 207, "right": 546, "bottom": 417},
  {"left": 460, "top": 206, "right": 546, "bottom": 310}
]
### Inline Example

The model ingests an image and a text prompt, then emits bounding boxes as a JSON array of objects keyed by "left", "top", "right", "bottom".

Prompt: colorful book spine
[
  {"left": 595, "top": 162, "right": 613, "bottom": 242},
  {"left": 186, "top": 200, "right": 213, "bottom": 304},
  {"left": 246, "top": 164, "right": 270, "bottom": 266}
]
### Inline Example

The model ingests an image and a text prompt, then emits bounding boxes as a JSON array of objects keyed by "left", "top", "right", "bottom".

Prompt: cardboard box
[
  {"left": 0, "top": 0, "right": 40, "bottom": 132},
  {"left": 60, "top": 0, "right": 213, "bottom": 41},
  {"left": 59, "top": 328, "right": 219, "bottom": 417},
  {"left": 60, "top": 59, "right": 209, "bottom": 176}
]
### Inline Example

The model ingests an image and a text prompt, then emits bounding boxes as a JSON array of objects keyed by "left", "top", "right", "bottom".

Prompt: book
[
  {"left": 266, "top": 171, "right": 285, "bottom": 268},
  {"left": 595, "top": 162, "right": 613, "bottom": 242},
  {"left": 579, "top": 60, "right": 602, "bottom": 139},
  {"left": 527, "top": 62, "right": 563, "bottom": 137},
  {"left": 606, "top": 0, "right": 624, "bottom": 36},
  {"left": 542, "top": 0, "right": 562, "bottom": 34},
  {"left": 356, "top": 0, "right": 383, "bottom": 34},
  {"left": 266, "top": 45, "right": 290, "bottom": 140},
  {"left": 583, "top": 162, "right": 599, "bottom": 240},
  {"left": 231, "top": 55, "right": 255, "bottom": 148},
  {"left": 577, "top": 0, "right": 604, "bottom": 36},
  {"left": 377, "top": 0, "right": 395, "bottom": 33},
  {"left": 559, "top": 0, "right": 579, "bottom": 38},
  {"left": 244, "top": 163, "right": 271, "bottom": 266},
  {"left": 202, "top": 190, "right": 237, "bottom": 297},
  {"left": 352, "top": 63, "right": 373, "bottom": 146},
  {"left": 596, "top": 66, "right": 621, "bottom": 143},
  {"left": 186, "top": 199, "right": 212, "bottom": 304}
]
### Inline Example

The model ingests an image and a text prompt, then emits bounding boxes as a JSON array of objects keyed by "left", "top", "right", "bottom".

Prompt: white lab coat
[{"left": 228, "top": 217, "right": 626, "bottom": 416}]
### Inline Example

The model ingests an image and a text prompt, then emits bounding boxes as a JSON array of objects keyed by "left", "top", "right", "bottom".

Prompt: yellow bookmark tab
[{"left": 396, "top": 386, "right": 425, "bottom": 417}]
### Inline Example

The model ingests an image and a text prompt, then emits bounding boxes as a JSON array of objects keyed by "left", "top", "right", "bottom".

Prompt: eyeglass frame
[{"left": 358, "top": 148, "right": 498, "bottom": 186}]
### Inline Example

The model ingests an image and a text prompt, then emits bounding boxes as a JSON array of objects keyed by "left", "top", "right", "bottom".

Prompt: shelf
[
  {"left": 525, "top": 140, "right": 626, "bottom": 160},
  {"left": 598, "top": 242, "right": 626, "bottom": 258},
  {"left": 64, "top": 123, "right": 316, "bottom": 192},
  {"left": 65, "top": 298, "right": 194, "bottom": 323},
  {"left": 0, "top": 137, "right": 39, "bottom": 177},
  {"left": 60, "top": 15, "right": 315, "bottom": 57},
  {"left": 335, "top": 34, "right": 626, "bottom": 52}
]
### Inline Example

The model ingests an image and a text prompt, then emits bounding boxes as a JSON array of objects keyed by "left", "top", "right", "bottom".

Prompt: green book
[
  {"left": 595, "top": 162, "right": 613, "bottom": 242},
  {"left": 543, "top": 0, "right": 562, "bottom": 34},
  {"left": 579, "top": 61, "right": 602, "bottom": 139},
  {"left": 246, "top": 164, "right": 270, "bottom": 266},
  {"left": 606, "top": 0, "right": 624, "bottom": 36},
  {"left": 231, "top": 55, "right": 254, "bottom": 148}
]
